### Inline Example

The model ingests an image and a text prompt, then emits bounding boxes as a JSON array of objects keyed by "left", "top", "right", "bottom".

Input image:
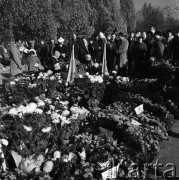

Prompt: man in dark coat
[
  {"left": 68, "top": 34, "right": 80, "bottom": 61},
  {"left": 128, "top": 32, "right": 135, "bottom": 75},
  {"left": 93, "top": 35, "right": 103, "bottom": 63},
  {"left": 48, "top": 38, "right": 56, "bottom": 70},
  {"left": 54, "top": 37, "right": 68, "bottom": 62},
  {"left": 106, "top": 33, "right": 117, "bottom": 72},
  {"left": 49, "top": 38, "right": 56, "bottom": 58},
  {"left": 39, "top": 40, "right": 49, "bottom": 71},
  {"left": 153, "top": 31, "right": 168, "bottom": 62}
]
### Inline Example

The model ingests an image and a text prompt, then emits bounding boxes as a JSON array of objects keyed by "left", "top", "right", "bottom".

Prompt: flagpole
[
  {"left": 67, "top": 45, "right": 76, "bottom": 83},
  {"left": 102, "top": 40, "right": 108, "bottom": 77}
]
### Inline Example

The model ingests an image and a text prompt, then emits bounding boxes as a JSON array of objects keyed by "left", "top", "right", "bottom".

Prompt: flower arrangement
[{"left": 0, "top": 68, "right": 178, "bottom": 179}]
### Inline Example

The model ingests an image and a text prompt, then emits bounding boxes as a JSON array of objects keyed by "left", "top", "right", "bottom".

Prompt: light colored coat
[
  {"left": 118, "top": 38, "right": 129, "bottom": 68},
  {"left": 10, "top": 44, "right": 22, "bottom": 76}
]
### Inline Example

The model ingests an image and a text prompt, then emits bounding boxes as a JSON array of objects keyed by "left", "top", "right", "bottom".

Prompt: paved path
[{"left": 148, "top": 121, "right": 179, "bottom": 179}]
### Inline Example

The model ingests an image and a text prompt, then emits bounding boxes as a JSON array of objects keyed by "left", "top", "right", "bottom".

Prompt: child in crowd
[{"left": 27, "top": 49, "right": 44, "bottom": 73}]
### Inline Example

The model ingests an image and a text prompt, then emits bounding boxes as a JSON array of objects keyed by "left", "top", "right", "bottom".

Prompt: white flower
[
  {"left": 60, "top": 116, "right": 71, "bottom": 126},
  {"left": 39, "top": 72, "right": 43, "bottom": 77},
  {"left": 79, "top": 74, "right": 83, "bottom": 78},
  {"left": 53, "top": 151, "right": 61, "bottom": 160},
  {"left": 26, "top": 103, "right": 37, "bottom": 113},
  {"left": 37, "top": 101, "right": 45, "bottom": 107},
  {"left": 94, "top": 76, "right": 99, "bottom": 82},
  {"left": 44, "top": 98, "right": 52, "bottom": 104},
  {"left": 10, "top": 81, "right": 15, "bottom": 85},
  {"left": 70, "top": 106, "right": 78, "bottom": 114},
  {"left": 43, "top": 161, "right": 53, "bottom": 173},
  {"left": 26, "top": 77, "right": 30, "bottom": 80},
  {"left": 65, "top": 82, "right": 68, "bottom": 86},
  {"left": 98, "top": 76, "right": 103, "bottom": 83},
  {"left": 59, "top": 101, "right": 69, "bottom": 106},
  {"left": 42, "top": 127, "right": 51, "bottom": 133},
  {"left": 53, "top": 119, "right": 60, "bottom": 124},
  {"left": 62, "top": 110, "right": 70, "bottom": 117},
  {"left": 23, "top": 125, "right": 32, "bottom": 132},
  {"left": 51, "top": 112, "right": 60, "bottom": 124},
  {"left": 9, "top": 108, "right": 19, "bottom": 116},
  {"left": 112, "top": 71, "right": 117, "bottom": 74},
  {"left": 89, "top": 76, "right": 95, "bottom": 83},
  {"left": 18, "top": 105, "right": 27, "bottom": 114},
  {"left": 34, "top": 108, "right": 43, "bottom": 114},
  {"left": 1, "top": 139, "right": 8, "bottom": 146},
  {"left": 86, "top": 72, "right": 89, "bottom": 76},
  {"left": 36, "top": 154, "right": 45, "bottom": 167},
  {"left": 37, "top": 76, "right": 41, "bottom": 79},
  {"left": 47, "top": 70, "right": 53, "bottom": 75},
  {"left": 116, "top": 76, "right": 121, "bottom": 80},
  {"left": 50, "top": 76, "right": 55, "bottom": 80},
  {"left": 54, "top": 63, "right": 60, "bottom": 70},
  {"left": 18, "top": 112, "right": 23, "bottom": 118}
]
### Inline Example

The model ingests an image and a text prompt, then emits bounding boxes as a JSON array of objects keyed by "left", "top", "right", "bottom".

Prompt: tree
[
  {"left": 55, "top": 0, "right": 95, "bottom": 38},
  {"left": 120, "top": 0, "right": 136, "bottom": 32},
  {"left": 136, "top": 3, "right": 166, "bottom": 32}
]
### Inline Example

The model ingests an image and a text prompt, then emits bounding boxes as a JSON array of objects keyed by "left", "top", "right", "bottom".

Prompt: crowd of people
[{"left": 1, "top": 26, "right": 179, "bottom": 80}]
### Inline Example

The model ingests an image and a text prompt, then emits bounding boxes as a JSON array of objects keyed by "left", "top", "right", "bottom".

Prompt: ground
[{"left": 0, "top": 67, "right": 179, "bottom": 179}]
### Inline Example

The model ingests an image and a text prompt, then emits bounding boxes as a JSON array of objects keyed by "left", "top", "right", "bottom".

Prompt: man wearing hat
[{"left": 54, "top": 37, "right": 68, "bottom": 62}]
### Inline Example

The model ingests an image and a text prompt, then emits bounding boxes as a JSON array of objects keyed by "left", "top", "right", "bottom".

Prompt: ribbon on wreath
[
  {"left": 101, "top": 42, "right": 108, "bottom": 76},
  {"left": 0, "top": 139, "right": 9, "bottom": 171},
  {"left": 67, "top": 45, "right": 76, "bottom": 83}
]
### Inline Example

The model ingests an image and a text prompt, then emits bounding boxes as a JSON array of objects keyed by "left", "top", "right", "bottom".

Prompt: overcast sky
[{"left": 134, "top": 0, "right": 179, "bottom": 11}]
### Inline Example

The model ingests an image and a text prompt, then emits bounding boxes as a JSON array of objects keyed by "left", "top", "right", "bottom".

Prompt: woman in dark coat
[
  {"left": 79, "top": 38, "right": 90, "bottom": 64},
  {"left": 133, "top": 36, "right": 148, "bottom": 77},
  {"left": 93, "top": 35, "right": 103, "bottom": 63}
]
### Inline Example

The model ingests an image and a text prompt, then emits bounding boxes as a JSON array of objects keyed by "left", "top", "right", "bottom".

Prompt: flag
[
  {"left": 67, "top": 45, "right": 76, "bottom": 82},
  {"left": 102, "top": 42, "right": 108, "bottom": 76}
]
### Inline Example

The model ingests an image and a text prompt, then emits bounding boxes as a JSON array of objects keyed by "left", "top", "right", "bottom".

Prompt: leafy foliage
[{"left": 0, "top": 0, "right": 136, "bottom": 41}]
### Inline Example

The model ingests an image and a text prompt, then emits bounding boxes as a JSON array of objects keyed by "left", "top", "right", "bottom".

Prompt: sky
[{"left": 134, "top": 0, "right": 179, "bottom": 11}]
